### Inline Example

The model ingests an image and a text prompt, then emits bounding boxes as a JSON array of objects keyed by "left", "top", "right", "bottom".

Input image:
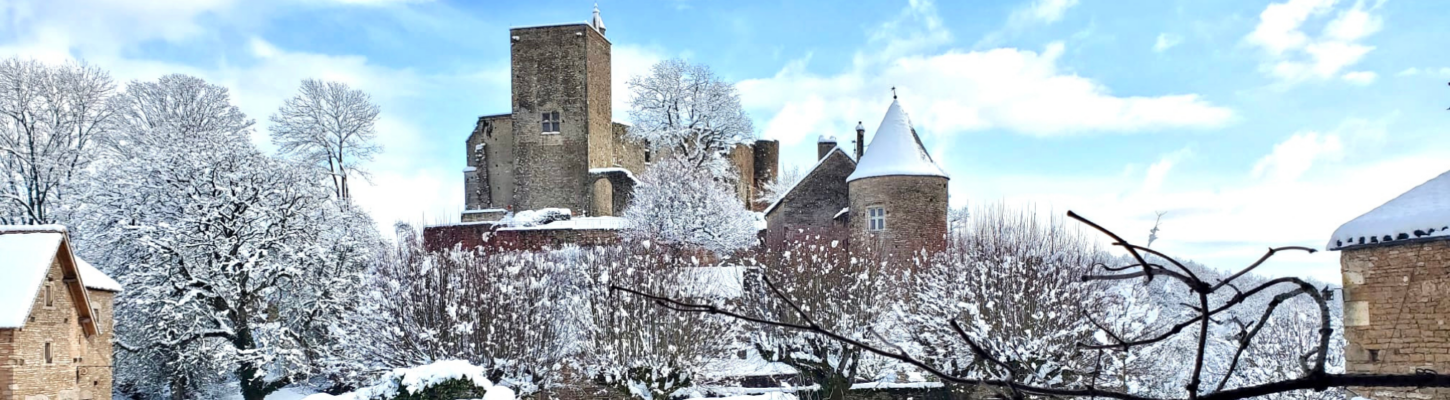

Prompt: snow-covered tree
[
  {"left": 269, "top": 79, "right": 381, "bottom": 202},
  {"left": 905, "top": 204, "right": 1109, "bottom": 396},
  {"left": 0, "top": 57, "right": 115, "bottom": 225},
  {"left": 622, "top": 154, "right": 758, "bottom": 254},
  {"left": 71, "top": 74, "right": 380, "bottom": 400},
  {"left": 626, "top": 58, "right": 753, "bottom": 175}
]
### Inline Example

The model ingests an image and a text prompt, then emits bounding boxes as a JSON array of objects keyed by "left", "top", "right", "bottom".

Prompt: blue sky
[{"left": 3, "top": 0, "right": 1448, "bottom": 282}]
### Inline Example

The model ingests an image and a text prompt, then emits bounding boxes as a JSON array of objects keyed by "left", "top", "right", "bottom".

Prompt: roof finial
[
  {"left": 891, "top": 86, "right": 897, "bottom": 100},
  {"left": 592, "top": 2, "right": 606, "bottom": 35}
]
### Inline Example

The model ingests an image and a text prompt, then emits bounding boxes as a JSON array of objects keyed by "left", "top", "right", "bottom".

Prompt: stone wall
[
  {"left": 750, "top": 140, "right": 779, "bottom": 211},
  {"left": 0, "top": 259, "right": 113, "bottom": 400},
  {"left": 1341, "top": 238, "right": 1450, "bottom": 399},
  {"left": 848, "top": 175, "right": 949, "bottom": 260},
  {"left": 728, "top": 144, "right": 757, "bottom": 208},
  {"left": 765, "top": 149, "right": 854, "bottom": 253},
  {"left": 510, "top": 24, "right": 601, "bottom": 214},
  {"left": 468, "top": 114, "right": 514, "bottom": 210}
]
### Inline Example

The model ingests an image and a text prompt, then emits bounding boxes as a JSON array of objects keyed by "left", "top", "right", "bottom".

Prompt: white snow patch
[
  {"left": 463, "top": 166, "right": 478, "bottom": 172},
  {"left": 589, "top": 167, "right": 638, "bottom": 182},
  {"left": 302, "top": 360, "right": 503, "bottom": 400},
  {"left": 818, "top": 134, "right": 837, "bottom": 143},
  {"left": 76, "top": 257, "right": 123, "bottom": 292},
  {"left": 846, "top": 99, "right": 948, "bottom": 182},
  {"left": 834, "top": 208, "right": 849, "bottom": 219},
  {"left": 1327, "top": 169, "right": 1450, "bottom": 250},
  {"left": 0, "top": 230, "right": 64, "bottom": 328}
]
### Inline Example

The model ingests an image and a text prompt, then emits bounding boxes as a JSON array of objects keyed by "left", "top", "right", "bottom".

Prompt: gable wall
[
  {"left": 0, "top": 258, "right": 113, "bottom": 400},
  {"left": 1341, "top": 239, "right": 1450, "bottom": 399},
  {"left": 765, "top": 152, "right": 854, "bottom": 252}
]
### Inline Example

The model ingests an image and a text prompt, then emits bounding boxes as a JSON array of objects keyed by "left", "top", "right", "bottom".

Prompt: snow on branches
[
  {"left": 0, "top": 57, "right": 116, "bottom": 225},
  {"left": 622, "top": 154, "right": 759, "bottom": 254},
  {"left": 270, "top": 79, "right": 382, "bottom": 202},
  {"left": 626, "top": 58, "right": 754, "bottom": 174},
  {"left": 70, "top": 74, "right": 382, "bottom": 400}
]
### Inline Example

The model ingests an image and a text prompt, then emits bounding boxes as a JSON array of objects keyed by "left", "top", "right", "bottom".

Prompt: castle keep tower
[
  {"left": 1328, "top": 169, "right": 1450, "bottom": 400},
  {"left": 846, "top": 99, "right": 949, "bottom": 257}
]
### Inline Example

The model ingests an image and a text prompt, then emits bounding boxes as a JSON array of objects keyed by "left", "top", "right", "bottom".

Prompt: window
[
  {"left": 1369, "top": 349, "right": 1380, "bottom": 362},
  {"left": 541, "top": 111, "right": 560, "bottom": 133},
  {"left": 45, "top": 284, "right": 53, "bottom": 307},
  {"left": 44, "top": 342, "right": 52, "bottom": 364},
  {"left": 867, "top": 206, "right": 886, "bottom": 231}
]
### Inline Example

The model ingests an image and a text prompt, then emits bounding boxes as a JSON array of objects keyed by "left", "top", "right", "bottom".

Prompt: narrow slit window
[
  {"left": 867, "top": 206, "right": 886, "bottom": 231},
  {"left": 45, "top": 342, "right": 52, "bottom": 364},
  {"left": 45, "top": 284, "right": 53, "bottom": 307},
  {"left": 541, "top": 111, "right": 561, "bottom": 133}
]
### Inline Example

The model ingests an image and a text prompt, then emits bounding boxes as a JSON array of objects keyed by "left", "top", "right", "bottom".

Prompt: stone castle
[
  {"left": 1329, "top": 169, "right": 1450, "bottom": 399},
  {"left": 428, "top": 6, "right": 948, "bottom": 256},
  {"left": 458, "top": 6, "right": 778, "bottom": 224}
]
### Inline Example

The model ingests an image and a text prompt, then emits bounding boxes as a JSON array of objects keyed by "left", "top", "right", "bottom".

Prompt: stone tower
[
  {"left": 846, "top": 98, "right": 949, "bottom": 258},
  {"left": 1328, "top": 169, "right": 1450, "bottom": 400}
]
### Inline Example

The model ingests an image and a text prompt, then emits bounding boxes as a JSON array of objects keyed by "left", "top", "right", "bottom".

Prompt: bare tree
[
  {"left": 757, "top": 165, "right": 804, "bottom": 205},
  {"left": 615, "top": 211, "right": 1450, "bottom": 400},
  {"left": 269, "top": 79, "right": 380, "bottom": 202},
  {"left": 0, "top": 57, "right": 115, "bottom": 225},
  {"left": 627, "top": 58, "right": 754, "bottom": 176}
]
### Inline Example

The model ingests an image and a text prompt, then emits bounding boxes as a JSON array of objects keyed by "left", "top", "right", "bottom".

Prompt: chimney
[
  {"left": 817, "top": 135, "right": 837, "bottom": 160},
  {"left": 854, "top": 121, "right": 865, "bottom": 159}
]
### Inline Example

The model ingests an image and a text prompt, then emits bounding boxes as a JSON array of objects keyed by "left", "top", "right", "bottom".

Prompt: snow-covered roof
[
  {"left": 77, "top": 257, "right": 123, "bottom": 293},
  {"left": 1327, "top": 169, "right": 1450, "bottom": 250},
  {"left": 0, "top": 229, "right": 64, "bottom": 328},
  {"left": 0, "top": 225, "right": 119, "bottom": 331},
  {"left": 834, "top": 207, "right": 849, "bottom": 220},
  {"left": 845, "top": 99, "right": 948, "bottom": 182}
]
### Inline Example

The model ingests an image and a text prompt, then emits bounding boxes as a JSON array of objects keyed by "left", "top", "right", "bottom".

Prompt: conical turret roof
[{"left": 846, "top": 99, "right": 948, "bottom": 182}]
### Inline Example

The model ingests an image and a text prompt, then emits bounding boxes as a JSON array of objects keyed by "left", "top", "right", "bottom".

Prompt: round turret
[{"left": 848, "top": 99, "right": 949, "bottom": 257}]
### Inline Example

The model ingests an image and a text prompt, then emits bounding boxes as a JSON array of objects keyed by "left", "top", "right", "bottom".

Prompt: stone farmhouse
[
  {"left": 0, "top": 225, "right": 123, "bottom": 400},
  {"left": 763, "top": 98, "right": 950, "bottom": 258},
  {"left": 425, "top": 6, "right": 780, "bottom": 251},
  {"left": 1328, "top": 169, "right": 1450, "bottom": 400}
]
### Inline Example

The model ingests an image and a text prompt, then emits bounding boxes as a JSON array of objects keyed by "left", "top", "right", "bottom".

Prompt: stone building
[
  {"left": 0, "top": 225, "right": 123, "bottom": 400},
  {"left": 763, "top": 98, "right": 949, "bottom": 258},
  {"left": 457, "top": 6, "right": 777, "bottom": 224},
  {"left": 1327, "top": 169, "right": 1450, "bottom": 399}
]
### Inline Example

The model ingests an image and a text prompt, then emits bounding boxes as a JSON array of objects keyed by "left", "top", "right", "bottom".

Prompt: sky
[{"left": 2, "top": 0, "right": 1447, "bottom": 282}]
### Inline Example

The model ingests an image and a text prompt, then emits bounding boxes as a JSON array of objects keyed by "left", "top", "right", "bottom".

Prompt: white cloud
[
  {"left": 1397, "top": 67, "right": 1450, "bottom": 77},
  {"left": 740, "top": 40, "right": 1233, "bottom": 145},
  {"left": 611, "top": 44, "right": 669, "bottom": 122},
  {"left": 1245, "top": 0, "right": 1384, "bottom": 85},
  {"left": 1341, "top": 70, "right": 1376, "bottom": 84},
  {"left": 1154, "top": 33, "right": 1183, "bottom": 52},
  {"left": 1143, "top": 147, "right": 1193, "bottom": 193},
  {"left": 1011, "top": 0, "right": 1080, "bottom": 25},
  {"left": 1251, "top": 132, "right": 1344, "bottom": 182}
]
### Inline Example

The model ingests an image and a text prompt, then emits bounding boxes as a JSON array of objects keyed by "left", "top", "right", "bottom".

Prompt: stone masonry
[
  {"left": 764, "top": 148, "right": 855, "bottom": 253},
  {"left": 0, "top": 259, "right": 116, "bottom": 400},
  {"left": 1341, "top": 238, "right": 1450, "bottom": 399},
  {"left": 848, "top": 175, "right": 949, "bottom": 258}
]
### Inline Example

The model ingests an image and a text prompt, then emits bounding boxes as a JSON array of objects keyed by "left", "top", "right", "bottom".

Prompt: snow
[
  {"left": 833, "top": 208, "right": 849, "bottom": 219},
  {"left": 845, "top": 99, "right": 948, "bottom": 182},
  {"left": 686, "top": 266, "right": 746, "bottom": 299},
  {"left": 589, "top": 167, "right": 638, "bottom": 182},
  {"left": 498, "top": 216, "right": 628, "bottom": 231},
  {"left": 0, "top": 230, "right": 64, "bottom": 328},
  {"left": 700, "top": 394, "right": 797, "bottom": 400},
  {"left": 849, "top": 381, "right": 944, "bottom": 390},
  {"left": 818, "top": 134, "right": 836, "bottom": 143},
  {"left": 462, "top": 208, "right": 507, "bottom": 214},
  {"left": 220, "top": 386, "right": 315, "bottom": 400},
  {"left": 303, "top": 360, "right": 507, "bottom": 400},
  {"left": 502, "top": 208, "right": 572, "bottom": 227},
  {"left": 75, "top": 257, "right": 123, "bottom": 292},
  {"left": 855, "top": 121, "right": 865, "bottom": 132},
  {"left": 1327, "top": 169, "right": 1450, "bottom": 250},
  {"left": 463, "top": 166, "right": 477, "bottom": 172}
]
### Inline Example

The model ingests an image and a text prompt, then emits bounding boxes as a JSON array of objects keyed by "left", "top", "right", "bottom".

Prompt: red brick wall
[
  {"left": 1341, "top": 239, "right": 1450, "bottom": 399},
  {"left": 0, "top": 259, "right": 113, "bottom": 400}
]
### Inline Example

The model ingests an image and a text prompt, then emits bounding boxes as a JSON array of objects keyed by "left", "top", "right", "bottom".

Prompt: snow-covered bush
[
  {"left": 365, "top": 229, "right": 581, "bottom": 394},
  {"left": 301, "top": 360, "right": 513, "bottom": 400},
  {"left": 622, "top": 154, "right": 758, "bottom": 254}
]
